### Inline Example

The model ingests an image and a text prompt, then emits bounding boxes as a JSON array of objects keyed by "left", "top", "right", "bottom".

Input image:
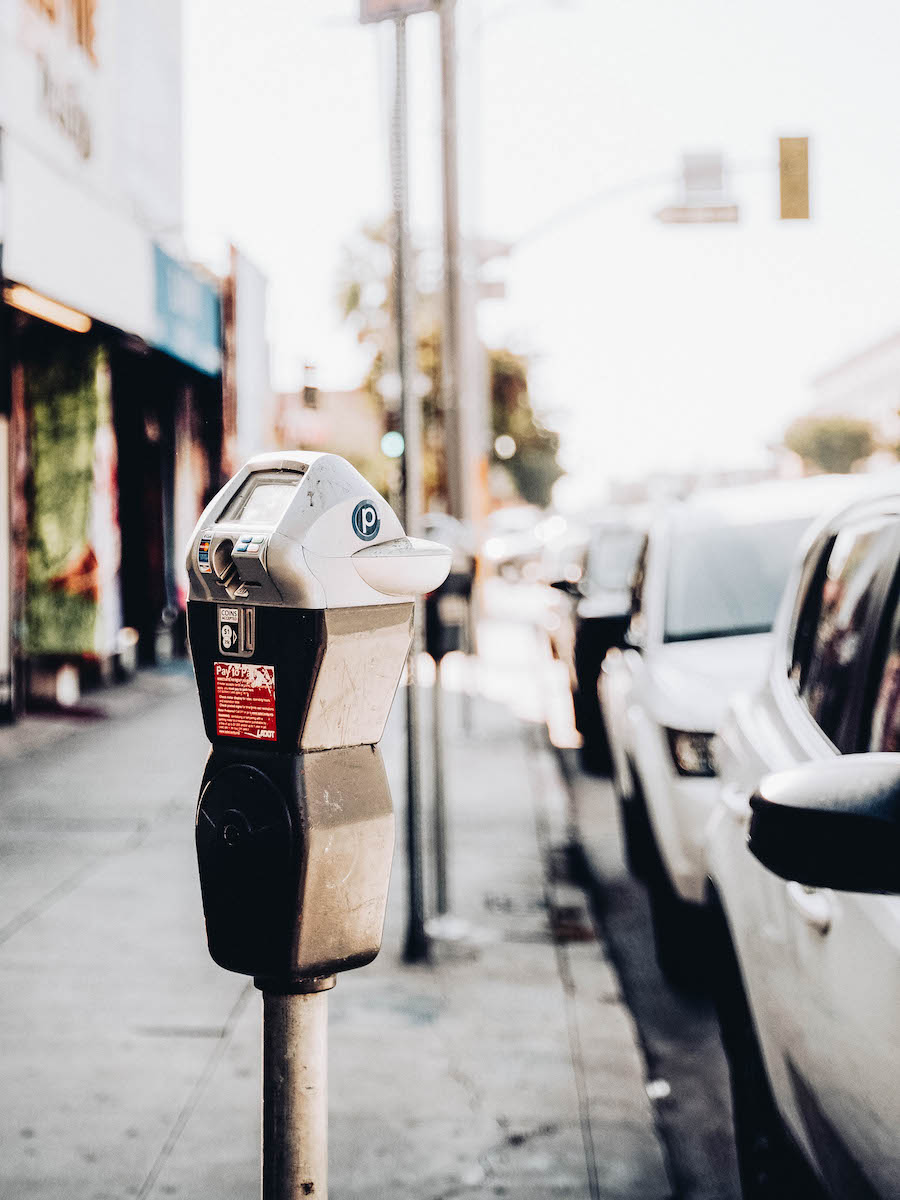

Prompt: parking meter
[
  {"left": 425, "top": 571, "right": 473, "bottom": 661},
  {"left": 185, "top": 450, "right": 451, "bottom": 985},
  {"left": 422, "top": 513, "right": 475, "bottom": 662}
]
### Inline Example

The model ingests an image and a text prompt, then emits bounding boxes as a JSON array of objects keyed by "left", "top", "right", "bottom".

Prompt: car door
[
  {"left": 710, "top": 523, "right": 851, "bottom": 1122},
  {"left": 766, "top": 516, "right": 900, "bottom": 1197}
]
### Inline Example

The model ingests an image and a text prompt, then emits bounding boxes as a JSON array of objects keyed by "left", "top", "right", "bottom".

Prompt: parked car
[
  {"left": 548, "top": 510, "right": 647, "bottom": 772},
  {"left": 706, "top": 473, "right": 900, "bottom": 1199},
  {"left": 420, "top": 512, "right": 477, "bottom": 660},
  {"left": 600, "top": 475, "right": 867, "bottom": 985},
  {"left": 540, "top": 519, "right": 589, "bottom": 678}
]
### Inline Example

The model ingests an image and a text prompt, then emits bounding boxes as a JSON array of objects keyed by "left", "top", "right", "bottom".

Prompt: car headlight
[{"left": 665, "top": 729, "right": 717, "bottom": 777}]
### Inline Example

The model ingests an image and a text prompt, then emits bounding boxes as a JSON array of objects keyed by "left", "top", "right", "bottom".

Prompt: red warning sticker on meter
[{"left": 214, "top": 662, "right": 277, "bottom": 741}]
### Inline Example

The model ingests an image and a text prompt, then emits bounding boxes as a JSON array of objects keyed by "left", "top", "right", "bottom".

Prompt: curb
[{"left": 529, "top": 730, "right": 675, "bottom": 1200}]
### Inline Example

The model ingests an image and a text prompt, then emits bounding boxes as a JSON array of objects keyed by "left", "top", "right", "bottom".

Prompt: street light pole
[
  {"left": 391, "top": 13, "right": 428, "bottom": 964},
  {"left": 439, "top": 0, "right": 465, "bottom": 522}
]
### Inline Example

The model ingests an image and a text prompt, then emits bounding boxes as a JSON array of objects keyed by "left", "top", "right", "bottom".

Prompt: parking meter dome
[
  {"left": 186, "top": 450, "right": 451, "bottom": 610},
  {"left": 186, "top": 451, "right": 452, "bottom": 755},
  {"left": 352, "top": 536, "right": 453, "bottom": 596}
]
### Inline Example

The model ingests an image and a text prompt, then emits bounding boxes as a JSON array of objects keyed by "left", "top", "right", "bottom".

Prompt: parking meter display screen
[{"left": 224, "top": 477, "right": 300, "bottom": 526}]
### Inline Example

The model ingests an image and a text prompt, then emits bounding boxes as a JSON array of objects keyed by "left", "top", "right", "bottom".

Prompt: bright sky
[{"left": 184, "top": 0, "right": 900, "bottom": 504}]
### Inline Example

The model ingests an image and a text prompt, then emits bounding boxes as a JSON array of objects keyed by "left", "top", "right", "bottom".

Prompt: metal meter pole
[
  {"left": 391, "top": 14, "right": 428, "bottom": 964},
  {"left": 261, "top": 978, "right": 333, "bottom": 1200},
  {"left": 432, "top": 655, "right": 449, "bottom": 915}
]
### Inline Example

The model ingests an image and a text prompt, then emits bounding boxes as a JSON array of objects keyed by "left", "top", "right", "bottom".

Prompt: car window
[
  {"left": 867, "top": 584, "right": 900, "bottom": 753},
  {"left": 789, "top": 534, "right": 837, "bottom": 692},
  {"left": 799, "top": 518, "right": 897, "bottom": 750},
  {"left": 627, "top": 539, "right": 649, "bottom": 641},
  {"left": 664, "top": 516, "right": 810, "bottom": 643}
]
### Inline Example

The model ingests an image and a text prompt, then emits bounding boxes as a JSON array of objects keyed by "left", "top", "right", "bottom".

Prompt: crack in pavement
[{"left": 135, "top": 981, "right": 255, "bottom": 1200}]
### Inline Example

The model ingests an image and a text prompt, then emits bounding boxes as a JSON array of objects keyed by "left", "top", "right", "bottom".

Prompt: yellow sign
[{"left": 780, "top": 137, "right": 809, "bottom": 220}]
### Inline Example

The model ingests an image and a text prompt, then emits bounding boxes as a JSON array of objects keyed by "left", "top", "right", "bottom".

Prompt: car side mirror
[{"left": 748, "top": 754, "right": 900, "bottom": 895}]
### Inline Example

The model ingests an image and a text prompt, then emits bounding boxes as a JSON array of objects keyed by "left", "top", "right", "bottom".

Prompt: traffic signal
[
  {"left": 381, "top": 403, "right": 404, "bottom": 459},
  {"left": 780, "top": 137, "right": 809, "bottom": 220}
]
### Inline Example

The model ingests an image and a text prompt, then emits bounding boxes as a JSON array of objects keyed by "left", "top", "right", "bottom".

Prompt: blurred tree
[
  {"left": 337, "top": 222, "right": 562, "bottom": 510},
  {"left": 490, "top": 348, "right": 562, "bottom": 507},
  {"left": 784, "top": 414, "right": 877, "bottom": 474}
]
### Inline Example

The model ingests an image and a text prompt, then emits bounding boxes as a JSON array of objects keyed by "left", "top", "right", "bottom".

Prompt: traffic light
[
  {"left": 780, "top": 137, "right": 809, "bottom": 220},
  {"left": 381, "top": 404, "right": 404, "bottom": 459}
]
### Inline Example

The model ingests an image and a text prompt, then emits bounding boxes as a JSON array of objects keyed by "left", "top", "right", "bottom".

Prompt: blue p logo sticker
[{"left": 352, "top": 500, "right": 381, "bottom": 542}]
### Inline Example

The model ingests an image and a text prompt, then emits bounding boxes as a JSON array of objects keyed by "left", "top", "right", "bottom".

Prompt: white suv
[
  {"left": 600, "top": 476, "right": 867, "bottom": 986},
  {"left": 707, "top": 476, "right": 900, "bottom": 1199}
]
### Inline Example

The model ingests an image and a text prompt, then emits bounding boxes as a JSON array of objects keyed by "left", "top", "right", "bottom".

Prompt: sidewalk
[{"left": 0, "top": 642, "right": 670, "bottom": 1198}]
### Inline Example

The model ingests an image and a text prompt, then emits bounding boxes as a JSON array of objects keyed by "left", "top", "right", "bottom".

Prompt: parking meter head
[
  {"left": 186, "top": 450, "right": 450, "bottom": 611},
  {"left": 185, "top": 451, "right": 452, "bottom": 754}
]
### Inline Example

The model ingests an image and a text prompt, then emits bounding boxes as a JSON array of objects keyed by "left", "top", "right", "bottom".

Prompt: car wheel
[
  {"left": 710, "top": 906, "right": 827, "bottom": 1200},
  {"left": 641, "top": 810, "right": 710, "bottom": 991},
  {"left": 615, "top": 762, "right": 653, "bottom": 880},
  {"left": 579, "top": 728, "right": 611, "bottom": 776},
  {"left": 645, "top": 867, "right": 709, "bottom": 992},
  {"left": 575, "top": 683, "right": 612, "bottom": 777}
]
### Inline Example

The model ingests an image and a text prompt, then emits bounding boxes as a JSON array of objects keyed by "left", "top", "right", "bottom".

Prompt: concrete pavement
[
  {"left": 0, "top": 618, "right": 671, "bottom": 1199},
  {"left": 569, "top": 758, "right": 740, "bottom": 1199}
]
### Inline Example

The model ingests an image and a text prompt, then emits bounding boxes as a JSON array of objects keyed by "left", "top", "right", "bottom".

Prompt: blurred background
[{"left": 2, "top": 0, "right": 900, "bottom": 711}]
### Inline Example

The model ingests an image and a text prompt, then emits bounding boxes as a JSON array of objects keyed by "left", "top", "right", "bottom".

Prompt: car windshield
[
  {"left": 588, "top": 528, "right": 644, "bottom": 591},
  {"left": 664, "top": 516, "right": 811, "bottom": 642}
]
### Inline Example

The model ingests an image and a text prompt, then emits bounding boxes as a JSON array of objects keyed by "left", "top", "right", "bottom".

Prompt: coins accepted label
[{"left": 214, "top": 662, "right": 277, "bottom": 741}]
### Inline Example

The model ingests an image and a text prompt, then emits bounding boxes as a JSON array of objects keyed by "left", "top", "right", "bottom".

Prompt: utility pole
[
  {"left": 0, "top": 128, "right": 13, "bottom": 725},
  {"left": 390, "top": 13, "right": 429, "bottom": 963},
  {"left": 429, "top": 0, "right": 464, "bottom": 928},
  {"left": 439, "top": 0, "right": 465, "bottom": 521}
]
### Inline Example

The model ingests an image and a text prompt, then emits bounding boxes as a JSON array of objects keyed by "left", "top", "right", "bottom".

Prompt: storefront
[
  {"left": 114, "top": 247, "right": 223, "bottom": 666},
  {"left": 0, "top": 0, "right": 224, "bottom": 712},
  {"left": 5, "top": 270, "right": 222, "bottom": 705}
]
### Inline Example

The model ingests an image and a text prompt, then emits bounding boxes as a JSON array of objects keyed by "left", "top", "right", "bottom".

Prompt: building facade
[
  {"left": 0, "top": 0, "right": 224, "bottom": 717},
  {"left": 812, "top": 330, "right": 900, "bottom": 448},
  {"left": 273, "top": 384, "right": 390, "bottom": 497}
]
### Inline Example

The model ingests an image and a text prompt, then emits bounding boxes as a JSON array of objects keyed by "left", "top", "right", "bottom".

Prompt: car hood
[{"left": 644, "top": 633, "right": 771, "bottom": 732}]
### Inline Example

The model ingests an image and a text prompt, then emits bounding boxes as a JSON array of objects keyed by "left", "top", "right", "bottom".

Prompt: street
[
  {"left": 0, "top": 588, "right": 673, "bottom": 1200},
  {"left": 566, "top": 761, "right": 741, "bottom": 1200},
  {"left": 492, "top": 579, "right": 742, "bottom": 1200}
]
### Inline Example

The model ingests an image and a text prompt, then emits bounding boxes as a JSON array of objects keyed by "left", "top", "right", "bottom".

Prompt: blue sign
[
  {"left": 352, "top": 500, "right": 381, "bottom": 542},
  {"left": 152, "top": 245, "right": 222, "bottom": 376}
]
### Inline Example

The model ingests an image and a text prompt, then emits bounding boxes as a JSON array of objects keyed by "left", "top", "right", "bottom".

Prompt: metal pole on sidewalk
[
  {"left": 439, "top": 0, "right": 464, "bottom": 521},
  {"left": 0, "top": 131, "right": 15, "bottom": 726},
  {"left": 261, "top": 980, "right": 333, "bottom": 1200},
  {"left": 391, "top": 14, "right": 428, "bottom": 964},
  {"left": 432, "top": 656, "right": 449, "bottom": 915}
]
